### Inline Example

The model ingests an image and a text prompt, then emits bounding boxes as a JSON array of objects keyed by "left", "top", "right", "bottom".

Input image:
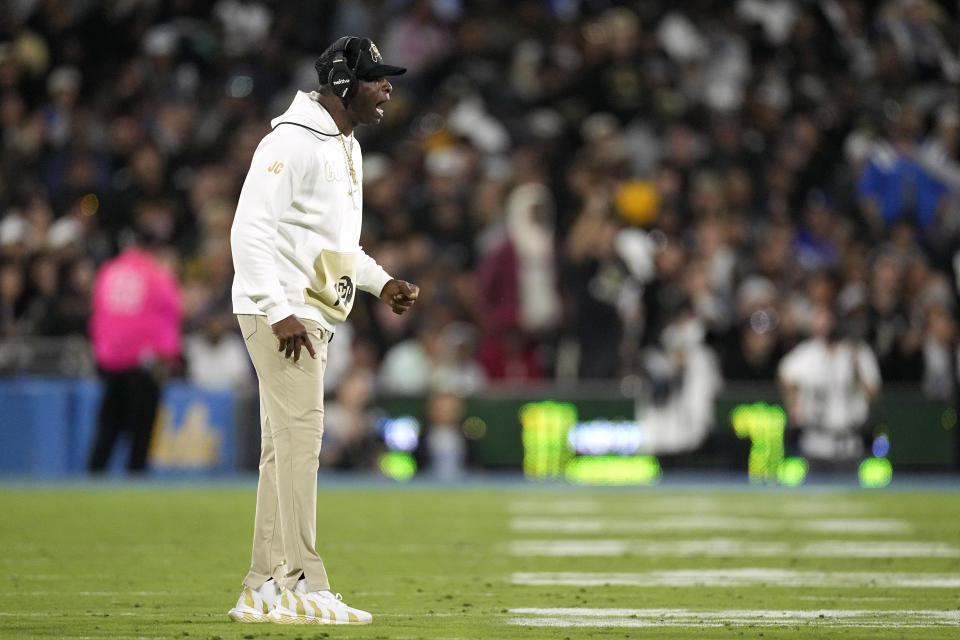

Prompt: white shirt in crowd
[
  {"left": 184, "top": 332, "right": 254, "bottom": 391},
  {"left": 778, "top": 337, "right": 881, "bottom": 461}
]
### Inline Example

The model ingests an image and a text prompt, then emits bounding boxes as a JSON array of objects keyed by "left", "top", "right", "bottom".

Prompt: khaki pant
[{"left": 237, "top": 314, "right": 330, "bottom": 592}]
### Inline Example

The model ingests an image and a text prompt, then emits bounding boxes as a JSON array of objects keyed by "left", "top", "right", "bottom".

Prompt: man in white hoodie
[{"left": 228, "top": 36, "right": 418, "bottom": 625}]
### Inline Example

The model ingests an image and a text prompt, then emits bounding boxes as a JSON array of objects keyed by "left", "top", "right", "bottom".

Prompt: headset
[{"left": 325, "top": 36, "right": 361, "bottom": 105}]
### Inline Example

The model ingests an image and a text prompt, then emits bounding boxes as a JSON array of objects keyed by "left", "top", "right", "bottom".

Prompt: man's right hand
[{"left": 271, "top": 314, "right": 316, "bottom": 363}]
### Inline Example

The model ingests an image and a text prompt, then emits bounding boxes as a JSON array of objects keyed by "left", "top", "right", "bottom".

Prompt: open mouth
[{"left": 376, "top": 100, "right": 387, "bottom": 117}]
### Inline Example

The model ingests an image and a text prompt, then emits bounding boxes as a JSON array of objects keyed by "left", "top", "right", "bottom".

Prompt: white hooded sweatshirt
[{"left": 231, "top": 91, "right": 393, "bottom": 332}]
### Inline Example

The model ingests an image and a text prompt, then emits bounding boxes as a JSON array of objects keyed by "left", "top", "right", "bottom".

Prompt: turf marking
[
  {"left": 508, "top": 539, "right": 959, "bottom": 558},
  {"left": 0, "top": 612, "right": 139, "bottom": 616},
  {"left": 71, "top": 637, "right": 167, "bottom": 640},
  {"left": 797, "top": 596, "right": 898, "bottom": 601},
  {"left": 800, "top": 540, "right": 959, "bottom": 557},
  {"left": 508, "top": 500, "right": 600, "bottom": 514},
  {"left": 505, "top": 607, "right": 960, "bottom": 628},
  {"left": 510, "top": 569, "right": 960, "bottom": 588},
  {"left": 808, "top": 519, "right": 910, "bottom": 534},
  {"left": 0, "top": 591, "right": 167, "bottom": 597},
  {"left": 507, "top": 499, "right": 872, "bottom": 516},
  {"left": 780, "top": 502, "right": 872, "bottom": 515},
  {"left": 509, "top": 516, "right": 909, "bottom": 534}
]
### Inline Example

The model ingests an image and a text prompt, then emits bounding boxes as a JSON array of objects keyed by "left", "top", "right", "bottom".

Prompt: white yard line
[
  {"left": 799, "top": 541, "right": 959, "bottom": 557},
  {"left": 0, "top": 591, "right": 167, "bottom": 597},
  {"left": 797, "top": 596, "right": 898, "bottom": 601},
  {"left": 508, "top": 499, "right": 872, "bottom": 516},
  {"left": 508, "top": 539, "right": 959, "bottom": 558},
  {"left": 73, "top": 637, "right": 169, "bottom": 640},
  {"left": 509, "top": 516, "right": 909, "bottom": 534},
  {"left": 508, "top": 500, "right": 601, "bottom": 514},
  {"left": 805, "top": 519, "right": 909, "bottom": 534},
  {"left": 0, "top": 612, "right": 139, "bottom": 617},
  {"left": 510, "top": 539, "right": 782, "bottom": 556},
  {"left": 510, "top": 569, "right": 960, "bottom": 588},
  {"left": 506, "top": 607, "right": 960, "bottom": 628},
  {"left": 780, "top": 502, "right": 872, "bottom": 516}
]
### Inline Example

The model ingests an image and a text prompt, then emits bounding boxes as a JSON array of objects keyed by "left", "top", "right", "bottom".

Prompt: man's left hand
[{"left": 380, "top": 279, "right": 419, "bottom": 314}]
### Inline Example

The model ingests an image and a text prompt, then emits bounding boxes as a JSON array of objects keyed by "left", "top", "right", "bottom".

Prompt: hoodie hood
[{"left": 271, "top": 90, "right": 340, "bottom": 135}]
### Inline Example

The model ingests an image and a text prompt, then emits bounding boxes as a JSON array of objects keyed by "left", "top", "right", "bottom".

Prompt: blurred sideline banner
[
  {"left": 378, "top": 387, "right": 957, "bottom": 470},
  {"left": 0, "top": 378, "right": 235, "bottom": 475},
  {"left": 0, "top": 378, "right": 954, "bottom": 475}
]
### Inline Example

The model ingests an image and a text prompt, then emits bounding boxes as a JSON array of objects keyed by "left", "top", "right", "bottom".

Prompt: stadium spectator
[
  {"left": 319, "top": 367, "right": 382, "bottom": 470},
  {"left": 641, "top": 234, "right": 689, "bottom": 349},
  {"left": 721, "top": 276, "right": 784, "bottom": 381},
  {"left": 19, "top": 251, "right": 59, "bottom": 335},
  {"left": 379, "top": 321, "right": 442, "bottom": 394},
  {"left": 778, "top": 304, "right": 881, "bottom": 466},
  {"left": 875, "top": 0, "right": 960, "bottom": 83},
  {"left": 87, "top": 225, "right": 183, "bottom": 473},
  {"left": 867, "top": 250, "right": 925, "bottom": 382},
  {"left": 322, "top": 319, "right": 355, "bottom": 394},
  {"left": 183, "top": 312, "right": 253, "bottom": 391},
  {"left": 563, "top": 210, "right": 630, "bottom": 380},
  {"left": 921, "top": 303, "right": 958, "bottom": 400},
  {"left": 0, "top": 258, "right": 26, "bottom": 337},
  {"left": 432, "top": 321, "right": 487, "bottom": 395},
  {"left": 857, "top": 104, "right": 950, "bottom": 239},
  {"left": 0, "top": 214, "right": 28, "bottom": 263},
  {"left": 794, "top": 190, "right": 843, "bottom": 273},
  {"left": 475, "top": 182, "right": 562, "bottom": 380},
  {"left": 53, "top": 255, "right": 94, "bottom": 336},
  {"left": 423, "top": 389, "right": 467, "bottom": 479},
  {"left": 477, "top": 182, "right": 562, "bottom": 335},
  {"left": 640, "top": 303, "right": 722, "bottom": 455}
]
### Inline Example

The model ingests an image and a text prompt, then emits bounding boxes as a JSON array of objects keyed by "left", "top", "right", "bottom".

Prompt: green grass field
[{"left": 1, "top": 481, "right": 959, "bottom": 639}]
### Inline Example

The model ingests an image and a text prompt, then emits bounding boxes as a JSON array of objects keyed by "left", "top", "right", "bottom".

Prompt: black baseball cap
[{"left": 321, "top": 37, "right": 406, "bottom": 81}]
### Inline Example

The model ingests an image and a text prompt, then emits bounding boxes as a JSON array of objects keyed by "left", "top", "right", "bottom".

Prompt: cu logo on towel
[
  {"left": 267, "top": 161, "right": 284, "bottom": 174},
  {"left": 334, "top": 276, "right": 354, "bottom": 307}
]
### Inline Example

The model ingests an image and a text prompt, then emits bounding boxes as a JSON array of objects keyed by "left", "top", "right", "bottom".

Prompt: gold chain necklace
[{"left": 338, "top": 134, "right": 358, "bottom": 194}]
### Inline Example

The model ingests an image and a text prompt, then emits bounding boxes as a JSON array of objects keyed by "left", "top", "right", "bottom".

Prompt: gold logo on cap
[{"left": 369, "top": 41, "right": 382, "bottom": 63}]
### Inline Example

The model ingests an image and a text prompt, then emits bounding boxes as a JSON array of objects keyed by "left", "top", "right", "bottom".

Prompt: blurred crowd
[{"left": 1, "top": 0, "right": 959, "bottom": 442}]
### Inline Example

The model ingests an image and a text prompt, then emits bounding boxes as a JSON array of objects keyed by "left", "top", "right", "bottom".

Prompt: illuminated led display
[
  {"left": 871, "top": 435, "right": 890, "bottom": 458},
  {"left": 519, "top": 401, "right": 578, "bottom": 478},
  {"left": 519, "top": 401, "right": 659, "bottom": 484},
  {"left": 462, "top": 416, "right": 487, "bottom": 440},
  {"left": 776, "top": 456, "right": 808, "bottom": 487},
  {"left": 942, "top": 408, "right": 957, "bottom": 431},
  {"left": 859, "top": 457, "right": 892, "bottom": 488},
  {"left": 375, "top": 416, "right": 420, "bottom": 481},
  {"left": 379, "top": 451, "right": 417, "bottom": 481},
  {"left": 565, "top": 455, "right": 661, "bottom": 485},
  {"left": 566, "top": 420, "right": 646, "bottom": 456},
  {"left": 730, "top": 402, "right": 807, "bottom": 485},
  {"left": 377, "top": 416, "right": 421, "bottom": 452}
]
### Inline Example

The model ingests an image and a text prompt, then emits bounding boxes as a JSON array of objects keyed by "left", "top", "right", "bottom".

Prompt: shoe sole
[
  {"left": 269, "top": 612, "right": 371, "bottom": 625},
  {"left": 227, "top": 608, "right": 268, "bottom": 623}
]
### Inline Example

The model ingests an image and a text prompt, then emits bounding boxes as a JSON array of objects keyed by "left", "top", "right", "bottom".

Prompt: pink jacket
[{"left": 90, "top": 249, "right": 183, "bottom": 372}]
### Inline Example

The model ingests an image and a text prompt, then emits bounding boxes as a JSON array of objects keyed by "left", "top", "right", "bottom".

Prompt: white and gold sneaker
[
  {"left": 227, "top": 578, "right": 280, "bottom": 622},
  {"left": 267, "top": 579, "right": 372, "bottom": 625}
]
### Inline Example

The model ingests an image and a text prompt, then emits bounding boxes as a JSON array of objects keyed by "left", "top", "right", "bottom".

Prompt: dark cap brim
[{"left": 358, "top": 63, "right": 406, "bottom": 79}]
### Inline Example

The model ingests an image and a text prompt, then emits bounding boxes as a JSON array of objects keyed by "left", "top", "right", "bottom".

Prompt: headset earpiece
[{"left": 327, "top": 36, "right": 359, "bottom": 105}]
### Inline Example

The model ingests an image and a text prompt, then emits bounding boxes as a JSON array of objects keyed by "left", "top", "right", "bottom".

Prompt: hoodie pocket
[{"left": 303, "top": 249, "right": 357, "bottom": 323}]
